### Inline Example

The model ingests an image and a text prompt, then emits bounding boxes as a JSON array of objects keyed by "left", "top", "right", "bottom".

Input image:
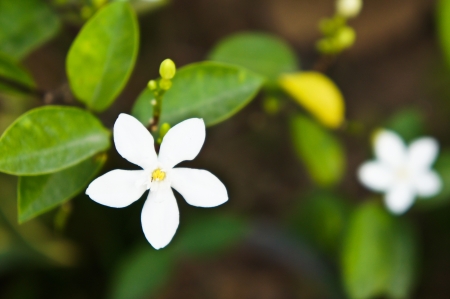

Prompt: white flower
[
  {"left": 358, "top": 130, "right": 442, "bottom": 215},
  {"left": 86, "top": 114, "right": 228, "bottom": 249},
  {"left": 336, "top": 0, "right": 362, "bottom": 18}
]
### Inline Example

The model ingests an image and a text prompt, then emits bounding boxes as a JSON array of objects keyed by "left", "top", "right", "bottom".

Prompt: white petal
[
  {"left": 158, "top": 118, "right": 205, "bottom": 169},
  {"left": 374, "top": 130, "right": 406, "bottom": 167},
  {"left": 407, "top": 137, "right": 439, "bottom": 171},
  {"left": 114, "top": 113, "right": 157, "bottom": 170},
  {"left": 171, "top": 168, "right": 228, "bottom": 207},
  {"left": 141, "top": 188, "right": 179, "bottom": 249},
  {"left": 358, "top": 161, "right": 394, "bottom": 192},
  {"left": 414, "top": 171, "right": 442, "bottom": 197},
  {"left": 384, "top": 183, "right": 415, "bottom": 215},
  {"left": 86, "top": 170, "right": 148, "bottom": 208}
]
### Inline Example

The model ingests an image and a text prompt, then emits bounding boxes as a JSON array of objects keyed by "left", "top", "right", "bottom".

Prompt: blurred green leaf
[
  {"left": 0, "top": 106, "right": 110, "bottom": 175},
  {"left": 342, "top": 201, "right": 418, "bottom": 299},
  {"left": 288, "top": 191, "right": 350, "bottom": 255},
  {"left": 437, "top": 0, "right": 450, "bottom": 67},
  {"left": 67, "top": 2, "right": 139, "bottom": 111},
  {"left": 209, "top": 32, "right": 298, "bottom": 85},
  {"left": 132, "top": 62, "right": 265, "bottom": 127},
  {"left": 0, "top": 0, "right": 60, "bottom": 60},
  {"left": 111, "top": 246, "right": 175, "bottom": 299},
  {"left": 175, "top": 213, "right": 248, "bottom": 257},
  {"left": 115, "top": 0, "right": 168, "bottom": 14},
  {"left": 0, "top": 52, "right": 34, "bottom": 94},
  {"left": 290, "top": 114, "right": 345, "bottom": 186},
  {"left": 18, "top": 154, "right": 107, "bottom": 223},
  {"left": 385, "top": 108, "right": 425, "bottom": 143}
]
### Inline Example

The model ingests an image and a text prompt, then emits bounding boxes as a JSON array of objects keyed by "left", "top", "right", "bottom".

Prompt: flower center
[{"left": 151, "top": 168, "right": 166, "bottom": 182}]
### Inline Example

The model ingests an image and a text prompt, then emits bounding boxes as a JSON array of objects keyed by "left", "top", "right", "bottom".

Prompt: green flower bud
[
  {"left": 335, "top": 26, "right": 356, "bottom": 49},
  {"left": 147, "top": 80, "right": 157, "bottom": 91},
  {"left": 159, "top": 59, "right": 176, "bottom": 80},
  {"left": 159, "top": 79, "right": 172, "bottom": 90},
  {"left": 159, "top": 123, "right": 171, "bottom": 139}
]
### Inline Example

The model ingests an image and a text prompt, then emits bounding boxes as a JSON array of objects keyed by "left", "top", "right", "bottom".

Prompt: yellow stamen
[{"left": 151, "top": 169, "right": 166, "bottom": 182}]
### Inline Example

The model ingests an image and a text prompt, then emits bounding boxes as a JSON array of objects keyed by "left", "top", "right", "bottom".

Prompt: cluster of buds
[
  {"left": 316, "top": 0, "right": 362, "bottom": 55},
  {"left": 147, "top": 59, "right": 177, "bottom": 137}
]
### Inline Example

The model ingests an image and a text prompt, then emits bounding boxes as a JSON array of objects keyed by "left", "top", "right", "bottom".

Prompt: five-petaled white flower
[
  {"left": 86, "top": 114, "right": 228, "bottom": 249},
  {"left": 358, "top": 129, "right": 442, "bottom": 215}
]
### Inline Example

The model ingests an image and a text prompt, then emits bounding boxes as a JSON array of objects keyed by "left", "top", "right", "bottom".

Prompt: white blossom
[
  {"left": 358, "top": 130, "right": 442, "bottom": 215},
  {"left": 86, "top": 114, "right": 228, "bottom": 249},
  {"left": 336, "top": 0, "right": 362, "bottom": 18}
]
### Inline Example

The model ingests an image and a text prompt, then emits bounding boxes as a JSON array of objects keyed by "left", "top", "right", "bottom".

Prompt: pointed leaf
[
  {"left": 18, "top": 154, "right": 107, "bottom": 223},
  {"left": 67, "top": 2, "right": 139, "bottom": 111},
  {"left": 0, "top": 52, "right": 35, "bottom": 94},
  {"left": 132, "top": 62, "right": 265, "bottom": 127},
  {"left": 0, "top": 106, "right": 110, "bottom": 175}
]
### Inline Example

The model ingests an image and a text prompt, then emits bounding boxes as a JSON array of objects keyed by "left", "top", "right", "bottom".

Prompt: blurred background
[{"left": 2, "top": 0, "right": 450, "bottom": 298}]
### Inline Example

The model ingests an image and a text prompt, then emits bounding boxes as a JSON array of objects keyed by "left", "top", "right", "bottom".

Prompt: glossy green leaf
[
  {"left": 342, "top": 201, "right": 418, "bottom": 299},
  {"left": 290, "top": 114, "right": 345, "bottom": 186},
  {"left": 18, "top": 154, "right": 107, "bottom": 223},
  {"left": 0, "top": 52, "right": 34, "bottom": 95},
  {"left": 0, "top": 0, "right": 60, "bottom": 59},
  {"left": 111, "top": 246, "right": 175, "bottom": 299},
  {"left": 385, "top": 108, "right": 425, "bottom": 143},
  {"left": 132, "top": 62, "right": 265, "bottom": 127},
  {"left": 67, "top": 2, "right": 139, "bottom": 111},
  {"left": 209, "top": 32, "right": 299, "bottom": 84},
  {"left": 0, "top": 106, "right": 110, "bottom": 175},
  {"left": 175, "top": 213, "right": 248, "bottom": 257},
  {"left": 437, "top": 0, "right": 450, "bottom": 67}
]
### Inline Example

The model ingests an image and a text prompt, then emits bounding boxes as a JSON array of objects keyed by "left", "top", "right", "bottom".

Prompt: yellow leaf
[{"left": 279, "top": 72, "right": 345, "bottom": 129}]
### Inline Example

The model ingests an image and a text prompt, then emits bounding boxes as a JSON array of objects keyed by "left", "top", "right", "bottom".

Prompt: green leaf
[
  {"left": 0, "top": 0, "right": 60, "bottom": 60},
  {"left": 132, "top": 62, "right": 265, "bottom": 127},
  {"left": 67, "top": 2, "right": 139, "bottom": 112},
  {"left": 209, "top": 32, "right": 299, "bottom": 84},
  {"left": 437, "top": 0, "right": 450, "bottom": 67},
  {"left": 18, "top": 154, "right": 106, "bottom": 223},
  {"left": 342, "top": 201, "right": 418, "bottom": 299},
  {"left": 290, "top": 114, "right": 345, "bottom": 186},
  {"left": 0, "top": 106, "right": 110, "bottom": 175},
  {"left": 111, "top": 246, "right": 175, "bottom": 299},
  {"left": 287, "top": 191, "right": 350, "bottom": 255},
  {"left": 0, "top": 52, "right": 35, "bottom": 94},
  {"left": 385, "top": 108, "right": 425, "bottom": 143},
  {"left": 175, "top": 213, "right": 248, "bottom": 257}
]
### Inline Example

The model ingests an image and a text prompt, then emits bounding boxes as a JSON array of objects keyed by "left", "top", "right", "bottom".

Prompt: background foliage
[{"left": 1, "top": 0, "right": 450, "bottom": 298}]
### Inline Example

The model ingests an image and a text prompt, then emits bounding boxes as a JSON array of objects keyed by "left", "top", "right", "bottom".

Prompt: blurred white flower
[
  {"left": 86, "top": 114, "right": 228, "bottom": 249},
  {"left": 336, "top": 0, "right": 362, "bottom": 18},
  {"left": 358, "top": 130, "right": 442, "bottom": 215}
]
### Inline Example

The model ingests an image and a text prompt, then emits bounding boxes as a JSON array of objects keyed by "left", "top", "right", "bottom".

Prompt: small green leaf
[
  {"left": 290, "top": 114, "right": 345, "bottom": 186},
  {"left": 385, "top": 108, "right": 425, "bottom": 143},
  {"left": 437, "top": 0, "right": 450, "bottom": 67},
  {"left": 209, "top": 32, "right": 299, "bottom": 84},
  {"left": 67, "top": 2, "right": 139, "bottom": 111},
  {"left": 18, "top": 154, "right": 107, "bottom": 223},
  {"left": 342, "top": 201, "right": 418, "bottom": 299},
  {"left": 0, "top": 0, "right": 60, "bottom": 59},
  {"left": 132, "top": 62, "right": 265, "bottom": 127},
  {"left": 175, "top": 213, "right": 248, "bottom": 257},
  {"left": 0, "top": 52, "right": 35, "bottom": 94},
  {"left": 111, "top": 246, "right": 175, "bottom": 299},
  {"left": 0, "top": 106, "right": 110, "bottom": 175}
]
